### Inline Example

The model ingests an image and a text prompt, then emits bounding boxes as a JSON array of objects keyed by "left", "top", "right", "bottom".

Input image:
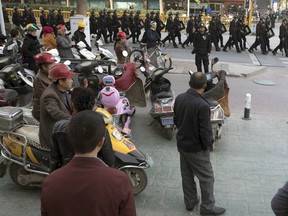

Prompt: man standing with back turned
[
  {"left": 41, "top": 110, "right": 136, "bottom": 216},
  {"left": 174, "top": 72, "right": 225, "bottom": 215}
]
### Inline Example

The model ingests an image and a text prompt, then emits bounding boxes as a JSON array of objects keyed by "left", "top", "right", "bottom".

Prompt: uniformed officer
[
  {"left": 56, "top": 8, "right": 65, "bottom": 26},
  {"left": 98, "top": 10, "right": 109, "bottom": 44},
  {"left": 89, "top": 10, "right": 98, "bottom": 35},
  {"left": 134, "top": 10, "right": 144, "bottom": 42},
  {"left": 47, "top": 8, "right": 57, "bottom": 35},
  {"left": 248, "top": 16, "right": 268, "bottom": 54},
  {"left": 174, "top": 12, "right": 184, "bottom": 45},
  {"left": 106, "top": 10, "right": 114, "bottom": 43},
  {"left": 144, "top": 12, "right": 151, "bottom": 31},
  {"left": 12, "top": 6, "right": 24, "bottom": 37},
  {"left": 162, "top": 12, "right": 178, "bottom": 48},
  {"left": 182, "top": 14, "right": 196, "bottom": 48},
  {"left": 222, "top": 15, "right": 241, "bottom": 53},
  {"left": 154, "top": 11, "right": 165, "bottom": 39},
  {"left": 209, "top": 14, "right": 220, "bottom": 51},
  {"left": 120, "top": 10, "right": 130, "bottom": 36},
  {"left": 192, "top": 22, "right": 211, "bottom": 73},
  {"left": 26, "top": 7, "right": 36, "bottom": 25},
  {"left": 112, "top": 10, "right": 121, "bottom": 41},
  {"left": 3, "top": 5, "right": 11, "bottom": 35},
  {"left": 40, "top": 9, "right": 48, "bottom": 38},
  {"left": 272, "top": 18, "right": 288, "bottom": 56},
  {"left": 128, "top": 11, "right": 136, "bottom": 43}
]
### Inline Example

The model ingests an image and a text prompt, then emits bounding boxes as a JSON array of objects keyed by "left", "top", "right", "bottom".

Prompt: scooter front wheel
[
  {"left": 9, "top": 162, "right": 30, "bottom": 187},
  {"left": 129, "top": 50, "right": 144, "bottom": 69},
  {"left": 121, "top": 168, "right": 148, "bottom": 195}
]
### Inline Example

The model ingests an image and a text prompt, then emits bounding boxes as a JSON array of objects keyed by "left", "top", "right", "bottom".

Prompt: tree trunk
[{"left": 76, "top": 0, "right": 87, "bottom": 16}]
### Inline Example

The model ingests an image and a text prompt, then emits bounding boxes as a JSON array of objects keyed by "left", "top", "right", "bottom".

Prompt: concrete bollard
[{"left": 242, "top": 93, "right": 251, "bottom": 120}]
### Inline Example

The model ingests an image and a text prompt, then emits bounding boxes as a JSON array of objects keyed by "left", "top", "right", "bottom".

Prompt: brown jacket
[
  {"left": 41, "top": 157, "right": 136, "bottom": 216},
  {"left": 32, "top": 68, "right": 52, "bottom": 121},
  {"left": 114, "top": 41, "right": 131, "bottom": 64},
  {"left": 39, "top": 84, "right": 72, "bottom": 149},
  {"left": 42, "top": 33, "right": 57, "bottom": 51}
]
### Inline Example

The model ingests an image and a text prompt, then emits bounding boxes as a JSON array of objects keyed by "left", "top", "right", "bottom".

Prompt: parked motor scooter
[
  {"left": 140, "top": 66, "right": 175, "bottom": 140},
  {"left": 100, "top": 74, "right": 135, "bottom": 136},
  {"left": 0, "top": 63, "right": 33, "bottom": 107},
  {"left": 189, "top": 57, "right": 230, "bottom": 150},
  {"left": 0, "top": 106, "right": 153, "bottom": 195}
]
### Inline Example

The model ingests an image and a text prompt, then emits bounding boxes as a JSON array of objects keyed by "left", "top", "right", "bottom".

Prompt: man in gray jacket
[
  {"left": 39, "top": 63, "right": 74, "bottom": 149},
  {"left": 56, "top": 25, "right": 74, "bottom": 59}
]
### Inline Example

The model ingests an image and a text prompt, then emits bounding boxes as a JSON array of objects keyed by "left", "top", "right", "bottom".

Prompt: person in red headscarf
[{"left": 42, "top": 26, "right": 57, "bottom": 51}]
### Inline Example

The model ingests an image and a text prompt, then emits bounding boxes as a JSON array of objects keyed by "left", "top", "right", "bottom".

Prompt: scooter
[
  {"left": 0, "top": 63, "right": 33, "bottom": 107},
  {"left": 100, "top": 74, "right": 135, "bottom": 136},
  {"left": 0, "top": 106, "right": 153, "bottom": 195},
  {"left": 189, "top": 58, "right": 230, "bottom": 150},
  {"left": 140, "top": 66, "right": 175, "bottom": 140}
]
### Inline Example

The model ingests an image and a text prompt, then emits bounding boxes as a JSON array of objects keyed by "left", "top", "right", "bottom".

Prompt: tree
[{"left": 76, "top": 0, "right": 87, "bottom": 15}]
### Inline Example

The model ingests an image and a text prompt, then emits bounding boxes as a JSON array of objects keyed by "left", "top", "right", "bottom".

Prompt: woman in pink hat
[{"left": 42, "top": 26, "right": 57, "bottom": 50}]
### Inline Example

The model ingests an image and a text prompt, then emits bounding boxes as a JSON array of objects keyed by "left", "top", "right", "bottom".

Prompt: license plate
[{"left": 161, "top": 117, "right": 174, "bottom": 126}]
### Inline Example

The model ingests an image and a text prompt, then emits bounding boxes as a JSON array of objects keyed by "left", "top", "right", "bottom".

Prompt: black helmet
[
  {"left": 13, "top": 6, "right": 18, "bottom": 11},
  {"left": 57, "top": 8, "right": 62, "bottom": 12},
  {"left": 123, "top": 10, "right": 127, "bottom": 14},
  {"left": 175, "top": 12, "right": 179, "bottom": 16},
  {"left": 233, "top": 15, "right": 238, "bottom": 19},
  {"left": 168, "top": 12, "right": 172, "bottom": 16},
  {"left": 136, "top": 10, "right": 140, "bottom": 14},
  {"left": 41, "top": 9, "right": 45, "bottom": 14},
  {"left": 282, "top": 17, "right": 287, "bottom": 22},
  {"left": 260, "top": 16, "right": 265, "bottom": 20},
  {"left": 199, "top": 22, "right": 205, "bottom": 28},
  {"left": 150, "top": 11, "right": 155, "bottom": 15},
  {"left": 113, "top": 9, "right": 117, "bottom": 13}
]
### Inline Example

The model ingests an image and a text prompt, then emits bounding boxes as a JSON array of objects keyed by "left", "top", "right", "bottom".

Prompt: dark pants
[
  {"left": 195, "top": 53, "right": 209, "bottom": 73},
  {"left": 179, "top": 149, "right": 215, "bottom": 210},
  {"left": 271, "top": 181, "right": 288, "bottom": 216},
  {"left": 162, "top": 32, "right": 177, "bottom": 46}
]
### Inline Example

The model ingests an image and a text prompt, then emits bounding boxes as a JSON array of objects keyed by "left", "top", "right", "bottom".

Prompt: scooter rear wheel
[
  {"left": 9, "top": 162, "right": 30, "bottom": 187},
  {"left": 121, "top": 168, "right": 148, "bottom": 195},
  {"left": 162, "top": 128, "right": 173, "bottom": 140}
]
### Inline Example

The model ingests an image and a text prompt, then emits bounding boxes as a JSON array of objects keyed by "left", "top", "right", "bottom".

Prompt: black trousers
[
  {"left": 271, "top": 181, "right": 288, "bottom": 216},
  {"left": 195, "top": 53, "right": 209, "bottom": 73},
  {"left": 179, "top": 149, "right": 215, "bottom": 210},
  {"left": 162, "top": 32, "right": 177, "bottom": 46}
]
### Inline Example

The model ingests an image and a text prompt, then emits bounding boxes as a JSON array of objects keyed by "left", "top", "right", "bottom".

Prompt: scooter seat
[
  {"left": 206, "top": 99, "right": 219, "bottom": 108},
  {"left": 152, "top": 91, "right": 173, "bottom": 100},
  {"left": 15, "top": 125, "right": 50, "bottom": 151}
]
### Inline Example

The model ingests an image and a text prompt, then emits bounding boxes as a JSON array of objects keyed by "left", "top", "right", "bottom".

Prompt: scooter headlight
[{"left": 112, "top": 129, "right": 123, "bottom": 140}]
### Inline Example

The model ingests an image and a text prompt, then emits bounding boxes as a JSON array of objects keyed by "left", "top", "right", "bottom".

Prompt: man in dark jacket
[
  {"left": 192, "top": 22, "right": 211, "bottom": 73},
  {"left": 147, "top": 21, "right": 161, "bottom": 67},
  {"left": 56, "top": 8, "right": 65, "bottom": 26},
  {"left": 41, "top": 110, "right": 136, "bottom": 216},
  {"left": 22, "top": 23, "right": 41, "bottom": 73},
  {"left": 174, "top": 72, "right": 225, "bottom": 215},
  {"left": 50, "top": 87, "right": 115, "bottom": 172},
  {"left": 12, "top": 6, "right": 24, "bottom": 37}
]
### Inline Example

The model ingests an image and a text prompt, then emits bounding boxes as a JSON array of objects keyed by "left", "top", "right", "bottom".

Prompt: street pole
[
  {"left": 187, "top": 0, "right": 190, "bottom": 16},
  {"left": 159, "top": 0, "right": 163, "bottom": 15},
  {"left": 248, "top": 0, "right": 254, "bottom": 28},
  {"left": 0, "top": 0, "right": 5, "bottom": 35}
]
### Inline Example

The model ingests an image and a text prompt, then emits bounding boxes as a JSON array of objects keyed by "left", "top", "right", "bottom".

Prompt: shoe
[
  {"left": 162, "top": 42, "right": 165, "bottom": 47},
  {"left": 216, "top": 48, "right": 221, "bottom": 51},
  {"left": 181, "top": 44, "right": 185, "bottom": 49},
  {"left": 241, "top": 48, "right": 246, "bottom": 51},
  {"left": 237, "top": 50, "right": 241, "bottom": 53},
  {"left": 222, "top": 49, "right": 227, "bottom": 52},
  {"left": 174, "top": 45, "right": 179, "bottom": 48},
  {"left": 262, "top": 51, "right": 268, "bottom": 55},
  {"left": 221, "top": 45, "right": 224, "bottom": 47},
  {"left": 248, "top": 49, "right": 253, "bottom": 53},
  {"left": 200, "top": 206, "right": 226, "bottom": 215},
  {"left": 268, "top": 48, "right": 272, "bottom": 51},
  {"left": 186, "top": 198, "right": 200, "bottom": 211},
  {"left": 272, "top": 51, "right": 277, "bottom": 55},
  {"left": 179, "top": 42, "right": 182, "bottom": 45}
]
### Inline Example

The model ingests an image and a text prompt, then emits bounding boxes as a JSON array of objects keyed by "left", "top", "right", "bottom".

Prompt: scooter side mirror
[
  {"left": 97, "top": 66, "right": 104, "bottom": 73},
  {"left": 122, "top": 50, "right": 129, "bottom": 57},
  {"left": 211, "top": 57, "right": 219, "bottom": 65}
]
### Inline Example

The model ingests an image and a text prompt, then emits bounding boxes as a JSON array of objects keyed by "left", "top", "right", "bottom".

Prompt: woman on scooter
[
  {"left": 114, "top": 31, "right": 131, "bottom": 64},
  {"left": 22, "top": 23, "right": 41, "bottom": 74},
  {"left": 32, "top": 53, "right": 57, "bottom": 121},
  {"left": 73, "top": 21, "right": 92, "bottom": 51},
  {"left": 42, "top": 26, "right": 57, "bottom": 51},
  {"left": 56, "top": 24, "right": 74, "bottom": 59}
]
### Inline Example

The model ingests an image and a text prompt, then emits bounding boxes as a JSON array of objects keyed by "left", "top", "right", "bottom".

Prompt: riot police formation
[{"left": 248, "top": 16, "right": 268, "bottom": 54}]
